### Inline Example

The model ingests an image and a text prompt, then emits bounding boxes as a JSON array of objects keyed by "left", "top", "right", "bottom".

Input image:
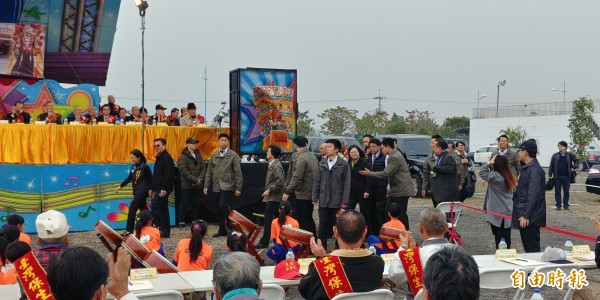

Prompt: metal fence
[{"left": 473, "top": 99, "right": 600, "bottom": 119}]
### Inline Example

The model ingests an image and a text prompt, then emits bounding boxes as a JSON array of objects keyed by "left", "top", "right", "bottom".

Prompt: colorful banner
[
  {"left": 239, "top": 69, "right": 297, "bottom": 153},
  {"left": 0, "top": 23, "right": 46, "bottom": 78}
]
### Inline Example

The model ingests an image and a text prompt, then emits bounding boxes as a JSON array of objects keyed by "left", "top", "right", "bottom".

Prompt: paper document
[{"left": 500, "top": 257, "right": 546, "bottom": 267}]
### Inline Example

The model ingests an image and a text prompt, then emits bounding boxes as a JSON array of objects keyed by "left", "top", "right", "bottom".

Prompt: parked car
[
  {"left": 472, "top": 145, "right": 498, "bottom": 165},
  {"left": 306, "top": 136, "right": 361, "bottom": 160},
  {"left": 375, "top": 134, "right": 477, "bottom": 198},
  {"left": 582, "top": 151, "right": 600, "bottom": 171},
  {"left": 585, "top": 165, "right": 600, "bottom": 194}
]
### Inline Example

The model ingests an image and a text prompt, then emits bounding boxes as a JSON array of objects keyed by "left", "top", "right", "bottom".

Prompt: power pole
[{"left": 373, "top": 89, "right": 386, "bottom": 112}]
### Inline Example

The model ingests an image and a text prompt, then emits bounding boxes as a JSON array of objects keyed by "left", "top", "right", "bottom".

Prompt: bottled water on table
[
  {"left": 498, "top": 238, "right": 507, "bottom": 250},
  {"left": 564, "top": 238, "right": 573, "bottom": 256},
  {"left": 530, "top": 288, "right": 543, "bottom": 300},
  {"left": 286, "top": 249, "right": 295, "bottom": 261}
]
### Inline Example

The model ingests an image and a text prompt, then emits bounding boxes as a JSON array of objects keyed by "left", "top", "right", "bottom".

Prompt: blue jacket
[{"left": 512, "top": 159, "right": 546, "bottom": 228}]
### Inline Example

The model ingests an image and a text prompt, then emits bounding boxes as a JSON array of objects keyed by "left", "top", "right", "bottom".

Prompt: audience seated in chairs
[
  {"left": 267, "top": 202, "right": 301, "bottom": 264},
  {"left": 212, "top": 252, "right": 262, "bottom": 300},
  {"left": 422, "top": 247, "right": 480, "bottom": 300},
  {"left": 388, "top": 207, "right": 455, "bottom": 300},
  {"left": 48, "top": 246, "right": 140, "bottom": 300},
  {"left": 227, "top": 231, "right": 248, "bottom": 253},
  {"left": 134, "top": 210, "right": 163, "bottom": 255},
  {"left": 298, "top": 210, "right": 384, "bottom": 300},
  {"left": 173, "top": 220, "right": 213, "bottom": 271},
  {"left": 34, "top": 210, "right": 70, "bottom": 270},
  {"left": 0, "top": 225, "right": 20, "bottom": 285}
]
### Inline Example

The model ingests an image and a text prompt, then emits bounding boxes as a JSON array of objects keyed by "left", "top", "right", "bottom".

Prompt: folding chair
[
  {"left": 259, "top": 284, "right": 286, "bottom": 300},
  {"left": 121, "top": 234, "right": 151, "bottom": 269},
  {"left": 228, "top": 210, "right": 265, "bottom": 265},
  {"left": 517, "top": 263, "right": 579, "bottom": 300},
  {"left": 435, "top": 202, "right": 463, "bottom": 229},
  {"left": 331, "top": 288, "right": 395, "bottom": 300},
  {"left": 134, "top": 290, "right": 184, "bottom": 300},
  {"left": 279, "top": 226, "right": 314, "bottom": 260},
  {"left": 94, "top": 220, "right": 123, "bottom": 252},
  {"left": 479, "top": 268, "right": 527, "bottom": 300},
  {"left": 143, "top": 250, "right": 179, "bottom": 274},
  {"left": 378, "top": 226, "right": 403, "bottom": 253}
]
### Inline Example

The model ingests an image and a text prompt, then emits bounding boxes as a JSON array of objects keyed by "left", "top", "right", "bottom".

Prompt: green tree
[
  {"left": 568, "top": 97, "right": 595, "bottom": 161},
  {"left": 499, "top": 126, "right": 528, "bottom": 146},
  {"left": 440, "top": 116, "right": 470, "bottom": 137},
  {"left": 405, "top": 109, "right": 439, "bottom": 135},
  {"left": 317, "top": 106, "right": 358, "bottom": 135},
  {"left": 383, "top": 113, "right": 408, "bottom": 134},
  {"left": 355, "top": 110, "right": 389, "bottom": 136},
  {"left": 296, "top": 110, "right": 314, "bottom": 136}
]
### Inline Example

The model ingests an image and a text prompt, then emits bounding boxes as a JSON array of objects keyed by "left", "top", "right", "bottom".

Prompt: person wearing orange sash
[
  {"left": 6, "top": 102, "right": 31, "bottom": 123},
  {"left": 97, "top": 104, "right": 116, "bottom": 123},
  {"left": 173, "top": 220, "right": 213, "bottom": 271},
  {"left": 37, "top": 102, "right": 62, "bottom": 124},
  {"left": 67, "top": 105, "right": 90, "bottom": 124},
  {"left": 298, "top": 210, "right": 384, "bottom": 300},
  {"left": 388, "top": 207, "right": 454, "bottom": 300},
  {"left": 134, "top": 210, "right": 162, "bottom": 255}
]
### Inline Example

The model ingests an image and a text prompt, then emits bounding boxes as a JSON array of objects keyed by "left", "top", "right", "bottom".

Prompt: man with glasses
[{"left": 151, "top": 138, "right": 175, "bottom": 238}]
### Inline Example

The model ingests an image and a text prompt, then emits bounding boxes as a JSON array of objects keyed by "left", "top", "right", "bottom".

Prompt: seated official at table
[
  {"left": 388, "top": 208, "right": 454, "bottom": 300},
  {"left": 422, "top": 247, "right": 480, "bottom": 300},
  {"left": 298, "top": 210, "right": 384, "bottom": 300},
  {"left": 212, "top": 252, "right": 262, "bottom": 300},
  {"left": 126, "top": 106, "right": 142, "bottom": 123},
  {"left": 6, "top": 101, "right": 31, "bottom": 123},
  {"left": 37, "top": 102, "right": 62, "bottom": 124},
  {"left": 168, "top": 108, "right": 180, "bottom": 126},
  {"left": 85, "top": 106, "right": 98, "bottom": 122},
  {"left": 116, "top": 107, "right": 128, "bottom": 124},
  {"left": 67, "top": 106, "right": 90, "bottom": 124},
  {"left": 97, "top": 104, "right": 116, "bottom": 123},
  {"left": 48, "top": 246, "right": 140, "bottom": 300}
]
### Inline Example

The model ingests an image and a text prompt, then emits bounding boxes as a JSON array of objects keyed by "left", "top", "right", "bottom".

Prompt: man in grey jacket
[
  {"left": 256, "top": 145, "right": 285, "bottom": 248},
  {"left": 204, "top": 133, "right": 243, "bottom": 237},
  {"left": 360, "top": 138, "right": 413, "bottom": 229},
  {"left": 493, "top": 134, "right": 521, "bottom": 178},
  {"left": 177, "top": 137, "right": 206, "bottom": 229},
  {"left": 512, "top": 139, "right": 546, "bottom": 253},
  {"left": 313, "top": 138, "right": 351, "bottom": 249},
  {"left": 283, "top": 136, "right": 319, "bottom": 235}
]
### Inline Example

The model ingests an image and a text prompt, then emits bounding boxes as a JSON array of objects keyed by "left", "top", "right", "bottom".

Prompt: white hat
[
  {"left": 36, "top": 210, "right": 69, "bottom": 239},
  {"left": 541, "top": 246, "right": 567, "bottom": 262}
]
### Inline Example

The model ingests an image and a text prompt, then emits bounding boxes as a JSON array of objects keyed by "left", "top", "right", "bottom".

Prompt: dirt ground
[{"left": 28, "top": 169, "right": 600, "bottom": 299}]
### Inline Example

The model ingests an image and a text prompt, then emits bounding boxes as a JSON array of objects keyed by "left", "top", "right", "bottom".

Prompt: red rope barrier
[{"left": 460, "top": 204, "right": 598, "bottom": 243}]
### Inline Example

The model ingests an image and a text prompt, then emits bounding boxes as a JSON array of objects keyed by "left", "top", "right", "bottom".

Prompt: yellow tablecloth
[{"left": 0, "top": 124, "right": 227, "bottom": 164}]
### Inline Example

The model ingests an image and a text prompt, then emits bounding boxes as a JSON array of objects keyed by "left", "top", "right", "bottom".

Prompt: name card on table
[
  {"left": 298, "top": 258, "right": 316, "bottom": 274},
  {"left": 128, "top": 280, "right": 153, "bottom": 291},
  {"left": 125, "top": 122, "right": 137, "bottom": 126},
  {"left": 130, "top": 267, "right": 158, "bottom": 280},
  {"left": 495, "top": 249, "right": 517, "bottom": 259},
  {"left": 573, "top": 245, "right": 591, "bottom": 255},
  {"left": 381, "top": 253, "right": 396, "bottom": 266},
  {"left": 69, "top": 121, "right": 80, "bottom": 125},
  {"left": 35, "top": 121, "right": 46, "bottom": 125},
  {"left": 0, "top": 120, "right": 8, "bottom": 124},
  {"left": 157, "top": 122, "right": 168, "bottom": 126}
]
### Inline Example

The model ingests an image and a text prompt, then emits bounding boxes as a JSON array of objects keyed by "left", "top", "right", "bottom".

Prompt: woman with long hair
[
  {"left": 347, "top": 145, "right": 370, "bottom": 215},
  {"left": 173, "top": 220, "right": 212, "bottom": 271},
  {"left": 480, "top": 154, "right": 517, "bottom": 249},
  {"left": 134, "top": 210, "right": 162, "bottom": 254},
  {"left": 115, "top": 149, "right": 153, "bottom": 236}
]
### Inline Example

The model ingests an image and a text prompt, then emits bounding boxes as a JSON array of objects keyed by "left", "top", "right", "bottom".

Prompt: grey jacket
[
  {"left": 479, "top": 163, "right": 513, "bottom": 228},
  {"left": 512, "top": 159, "right": 546, "bottom": 228},
  {"left": 263, "top": 159, "right": 285, "bottom": 202},
  {"left": 493, "top": 148, "right": 521, "bottom": 177},
  {"left": 313, "top": 155, "right": 351, "bottom": 208},
  {"left": 368, "top": 148, "right": 413, "bottom": 197},
  {"left": 422, "top": 154, "right": 435, "bottom": 191},
  {"left": 178, "top": 148, "right": 206, "bottom": 190},
  {"left": 285, "top": 148, "right": 319, "bottom": 200},
  {"left": 204, "top": 148, "right": 243, "bottom": 192}
]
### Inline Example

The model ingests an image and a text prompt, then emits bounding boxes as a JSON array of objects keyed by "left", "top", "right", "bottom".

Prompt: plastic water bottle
[
  {"left": 564, "top": 238, "right": 573, "bottom": 256},
  {"left": 63, "top": 118, "right": 68, "bottom": 125},
  {"left": 92, "top": 119, "right": 97, "bottom": 125},
  {"left": 498, "top": 238, "right": 508, "bottom": 250},
  {"left": 368, "top": 245, "right": 377, "bottom": 255},
  {"left": 152, "top": 118, "right": 157, "bottom": 126},
  {"left": 286, "top": 249, "right": 295, "bottom": 261},
  {"left": 530, "top": 288, "right": 543, "bottom": 300}
]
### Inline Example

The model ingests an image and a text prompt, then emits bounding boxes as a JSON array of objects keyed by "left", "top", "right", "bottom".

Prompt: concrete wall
[{"left": 469, "top": 114, "right": 596, "bottom": 168}]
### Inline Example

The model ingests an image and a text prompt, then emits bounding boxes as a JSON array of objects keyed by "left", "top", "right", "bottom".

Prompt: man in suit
[
  {"left": 37, "top": 102, "right": 62, "bottom": 124},
  {"left": 7, "top": 101, "right": 31, "bottom": 123},
  {"left": 97, "top": 104, "right": 115, "bottom": 123},
  {"left": 366, "top": 138, "right": 388, "bottom": 234},
  {"left": 150, "top": 138, "right": 175, "bottom": 238},
  {"left": 428, "top": 137, "right": 458, "bottom": 207}
]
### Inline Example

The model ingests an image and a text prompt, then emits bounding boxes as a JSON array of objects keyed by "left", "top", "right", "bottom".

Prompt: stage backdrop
[
  {"left": 0, "top": 163, "right": 174, "bottom": 233},
  {"left": 229, "top": 68, "right": 297, "bottom": 155},
  {"left": 0, "top": 23, "right": 47, "bottom": 78}
]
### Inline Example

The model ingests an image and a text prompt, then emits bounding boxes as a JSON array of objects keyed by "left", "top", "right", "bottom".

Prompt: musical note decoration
[
  {"left": 0, "top": 206, "right": 15, "bottom": 222},
  {"left": 78, "top": 205, "right": 97, "bottom": 218},
  {"left": 64, "top": 176, "right": 79, "bottom": 187}
]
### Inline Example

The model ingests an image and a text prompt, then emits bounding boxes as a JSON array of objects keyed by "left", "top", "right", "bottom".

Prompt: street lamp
[
  {"left": 476, "top": 90, "right": 487, "bottom": 118},
  {"left": 133, "top": 0, "right": 148, "bottom": 152},
  {"left": 199, "top": 66, "right": 207, "bottom": 119},
  {"left": 496, "top": 80, "right": 506, "bottom": 118},
  {"left": 552, "top": 81, "right": 566, "bottom": 114}
]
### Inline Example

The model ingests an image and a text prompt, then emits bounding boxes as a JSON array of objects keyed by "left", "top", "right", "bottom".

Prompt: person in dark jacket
[
  {"left": 256, "top": 145, "right": 286, "bottom": 248},
  {"left": 151, "top": 138, "right": 175, "bottom": 238},
  {"left": 592, "top": 217, "right": 600, "bottom": 268},
  {"left": 347, "top": 145, "right": 370, "bottom": 219},
  {"left": 177, "top": 137, "right": 206, "bottom": 229},
  {"left": 313, "top": 139, "right": 351, "bottom": 250},
  {"left": 548, "top": 141, "right": 579, "bottom": 210},
  {"left": 512, "top": 140, "right": 546, "bottom": 253},
  {"left": 366, "top": 138, "right": 388, "bottom": 234},
  {"left": 115, "top": 149, "right": 153, "bottom": 236},
  {"left": 428, "top": 137, "right": 458, "bottom": 207}
]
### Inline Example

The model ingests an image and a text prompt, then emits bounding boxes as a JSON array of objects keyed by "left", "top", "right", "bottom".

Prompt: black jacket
[
  {"left": 512, "top": 159, "right": 546, "bottom": 228},
  {"left": 548, "top": 151, "right": 578, "bottom": 178},
  {"left": 366, "top": 152, "right": 388, "bottom": 188},
  {"left": 120, "top": 163, "right": 152, "bottom": 193},
  {"left": 596, "top": 236, "right": 600, "bottom": 268},
  {"left": 349, "top": 157, "right": 370, "bottom": 193},
  {"left": 152, "top": 150, "right": 175, "bottom": 192}
]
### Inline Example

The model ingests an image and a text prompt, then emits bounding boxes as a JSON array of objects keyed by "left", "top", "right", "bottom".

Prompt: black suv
[{"left": 374, "top": 134, "right": 476, "bottom": 198}]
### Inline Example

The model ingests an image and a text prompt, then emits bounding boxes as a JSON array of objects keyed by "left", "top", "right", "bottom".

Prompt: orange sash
[
  {"left": 14, "top": 251, "right": 55, "bottom": 300},
  {"left": 314, "top": 256, "right": 353, "bottom": 299},
  {"left": 399, "top": 247, "right": 424, "bottom": 296}
]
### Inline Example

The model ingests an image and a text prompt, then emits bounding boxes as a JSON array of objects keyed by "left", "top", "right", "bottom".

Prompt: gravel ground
[{"left": 28, "top": 169, "right": 600, "bottom": 299}]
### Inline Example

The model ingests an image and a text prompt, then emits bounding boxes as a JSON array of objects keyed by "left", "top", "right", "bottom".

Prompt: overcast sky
[{"left": 99, "top": 0, "right": 600, "bottom": 128}]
